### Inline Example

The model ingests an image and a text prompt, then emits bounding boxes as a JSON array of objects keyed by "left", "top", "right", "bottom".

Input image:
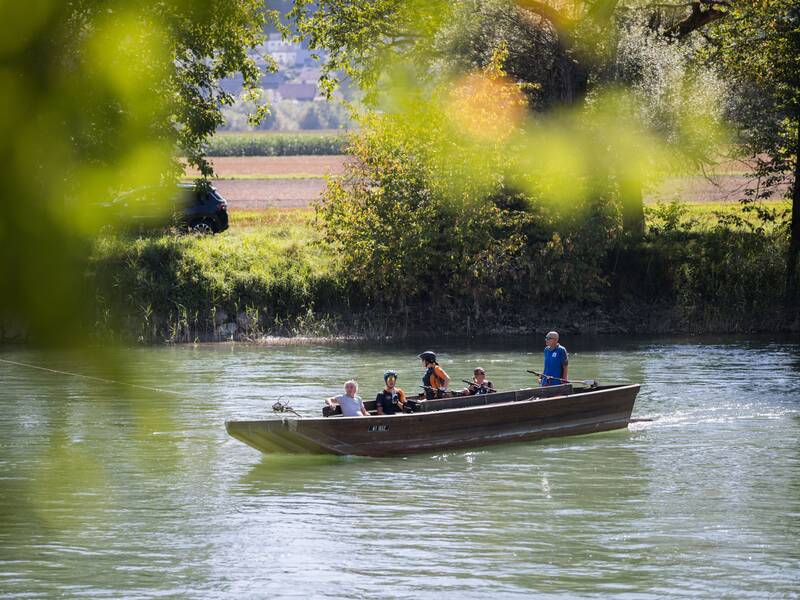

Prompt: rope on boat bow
[{"left": 271, "top": 397, "right": 302, "bottom": 418}]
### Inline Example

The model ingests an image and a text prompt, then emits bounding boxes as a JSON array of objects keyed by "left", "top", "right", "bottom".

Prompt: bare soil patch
[
  {"left": 185, "top": 155, "right": 348, "bottom": 178},
  {"left": 214, "top": 179, "right": 328, "bottom": 209},
  {"left": 645, "top": 174, "right": 789, "bottom": 204}
]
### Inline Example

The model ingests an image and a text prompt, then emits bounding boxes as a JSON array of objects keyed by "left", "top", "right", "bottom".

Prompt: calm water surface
[{"left": 0, "top": 336, "right": 798, "bottom": 599}]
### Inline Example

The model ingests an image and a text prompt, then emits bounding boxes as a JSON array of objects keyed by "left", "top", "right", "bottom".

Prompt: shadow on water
[
  {"left": 234, "top": 427, "right": 647, "bottom": 501},
  {"left": 293, "top": 332, "right": 800, "bottom": 354},
  {"left": 238, "top": 453, "right": 347, "bottom": 487},
  {"left": 226, "top": 428, "right": 655, "bottom": 596}
]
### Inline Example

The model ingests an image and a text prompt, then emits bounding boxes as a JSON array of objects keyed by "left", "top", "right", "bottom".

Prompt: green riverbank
[{"left": 76, "top": 201, "right": 798, "bottom": 345}]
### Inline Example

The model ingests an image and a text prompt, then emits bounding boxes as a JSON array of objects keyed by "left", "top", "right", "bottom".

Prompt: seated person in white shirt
[{"left": 325, "top": 379, "right": 369, "bottom": 417}]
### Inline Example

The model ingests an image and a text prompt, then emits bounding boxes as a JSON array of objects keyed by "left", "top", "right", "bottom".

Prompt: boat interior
[{"left": 323, "top": 382, "right": 623, "bottom": 417}]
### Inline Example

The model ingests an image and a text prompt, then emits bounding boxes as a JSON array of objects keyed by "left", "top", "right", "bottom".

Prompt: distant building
[
  {"left": 277, "top": 83, "right": 318, "bottom": 101},
  {"left": 264, "top": 33, "right": 290, "bottom": 53},
  {"left": 259, "top": 33, "right": 313, "bottom": 67},
  {"left": 260, "top": 71, "right": 287, "bottom": 89},
  {"left": 296, "top": 67, "right": 322, "bottom": 85}
]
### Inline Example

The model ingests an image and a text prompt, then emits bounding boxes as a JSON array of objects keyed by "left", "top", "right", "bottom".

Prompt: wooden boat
[{"left": 225, "top": 382, "right": 641, "bottom": 457}]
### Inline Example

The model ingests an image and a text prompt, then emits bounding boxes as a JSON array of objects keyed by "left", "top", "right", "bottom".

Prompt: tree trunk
[
  {"left": 551, "top": 48, "right": 589, "bottom": 106},
  {"left": 785, "top": 119, "right": 800, "bottom": 308},
  {"left": 620, "top": 178, "right": 645, "bottom": 238}
]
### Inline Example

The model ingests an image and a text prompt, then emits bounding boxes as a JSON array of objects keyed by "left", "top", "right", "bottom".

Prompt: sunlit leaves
[
  {"left": 0, "top": 0, "right": 56, "bottom": 56},
  {"left": 0, "top": 1, "right": 272, "bottom": 344},
  {"left": 290, "top": 0, "right": 452, "bottom": 101}
]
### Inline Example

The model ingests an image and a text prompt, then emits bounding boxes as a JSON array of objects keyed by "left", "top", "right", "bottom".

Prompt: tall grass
[{"left": 207, "top": 132, "right": 347, "bottom": 156}]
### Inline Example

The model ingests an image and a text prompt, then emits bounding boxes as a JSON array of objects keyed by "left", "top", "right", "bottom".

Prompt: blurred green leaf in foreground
[{"left": 0, "top": 0, "right": 274, "bottom": 345}]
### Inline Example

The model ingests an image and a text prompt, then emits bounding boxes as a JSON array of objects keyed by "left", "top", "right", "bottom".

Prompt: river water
[{"left": 0, "top": 336, "right": 798, "bottom": 599}]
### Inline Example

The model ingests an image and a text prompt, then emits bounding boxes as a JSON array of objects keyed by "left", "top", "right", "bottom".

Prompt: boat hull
[{"left": 226, "top": 384, "right": 640, "bottom": 457}]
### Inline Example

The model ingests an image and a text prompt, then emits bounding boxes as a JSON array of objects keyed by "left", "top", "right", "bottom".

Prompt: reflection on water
[{"left": 0, "top": 335, "right": 799, "bottom": 598}]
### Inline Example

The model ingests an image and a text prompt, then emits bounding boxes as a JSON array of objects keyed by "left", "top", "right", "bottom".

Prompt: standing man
[{"left": 541, "top": 331, "right": 569, "bottom": 386}]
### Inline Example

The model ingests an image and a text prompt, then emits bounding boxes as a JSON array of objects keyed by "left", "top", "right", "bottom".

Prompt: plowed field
[{"left": 184, "top": 155, "right": 788, "bottom": 210}]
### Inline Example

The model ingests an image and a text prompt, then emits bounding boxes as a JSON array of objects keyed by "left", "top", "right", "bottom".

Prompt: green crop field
[{"left": 207, "top": 132, "right": 348, "bottom": 157}]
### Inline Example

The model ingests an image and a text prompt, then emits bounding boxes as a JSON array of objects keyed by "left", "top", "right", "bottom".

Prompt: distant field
[
  {"left": 646, "top": 174, "right": 789, "bottom": 204},
  {"left": 212, "top": 179, "right": 328, "bottom": 209},
  {"left": 183, "top": 154, "right": 789, "bottom": 211},
  {"left": 183, "top": 155, "right": 347, "bottom": 209}
]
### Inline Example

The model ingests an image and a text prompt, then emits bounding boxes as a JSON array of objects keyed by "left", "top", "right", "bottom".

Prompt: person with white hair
[
  {"left": 325, "top": 379, "right": 369, "bottom": 417},
  {"left": 541, "top": 331, "right": 569, "bottom": 386}
]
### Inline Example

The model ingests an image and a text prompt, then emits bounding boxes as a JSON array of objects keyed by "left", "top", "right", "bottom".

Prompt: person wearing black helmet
[
  {"left": 419, "top": 351, "right": 450, "bottom": 399},
  {"left": 375, "top": 370, "right": 406, "bottom": 415}
]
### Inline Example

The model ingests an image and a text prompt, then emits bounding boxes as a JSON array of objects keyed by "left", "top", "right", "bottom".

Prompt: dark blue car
[
  {"left": 103, "top": 183, "right": 229, "bottom": 234},
  {"left": 176, "top": 183, "right": 229, "bottom": 233}
]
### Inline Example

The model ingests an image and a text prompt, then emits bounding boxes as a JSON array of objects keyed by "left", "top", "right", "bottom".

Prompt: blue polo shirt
[{"left": 542, "top": 344, "right": 568, "bottom": 386}]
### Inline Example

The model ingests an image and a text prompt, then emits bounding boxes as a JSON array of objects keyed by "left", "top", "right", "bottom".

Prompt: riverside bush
[
  {"left": 608, "top": 220, "right": 789, "bottom": 330},
  {"left": 316, "top": 84, "right": 622, "bottom": 324},
  {"left": 206, "top": 132, "right": 347, "bottom": 156},
  {"left": 314, "top": 96, "right": 791, "bottom": 332}
]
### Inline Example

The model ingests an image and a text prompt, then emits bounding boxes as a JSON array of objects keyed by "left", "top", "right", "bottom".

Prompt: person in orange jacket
[{"left": 419, "top": 351, "right": 450, "bottom": 399}]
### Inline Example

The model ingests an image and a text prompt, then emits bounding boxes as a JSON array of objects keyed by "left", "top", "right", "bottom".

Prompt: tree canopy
[
  {"left": 290, "top": 0, "right": 798, "bottom": 304},
  {"left": 704, "top": 0, "right": 800, "bottom": 294}
]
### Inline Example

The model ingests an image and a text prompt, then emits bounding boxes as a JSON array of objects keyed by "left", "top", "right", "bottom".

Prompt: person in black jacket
[{"left": 375, "top": 370, "right": 406, "bottom": 415}]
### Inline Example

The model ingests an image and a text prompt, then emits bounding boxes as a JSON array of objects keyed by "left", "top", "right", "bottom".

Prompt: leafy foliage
[
  {"left": 83, "top": 204, "right": 794, "bottom": 341},
  {"left": 316, "top": 67, "right": 622, "bottom": 321},
  {"left": 645, "top": 200, "right": 699, "bottom": 235},
  {"left": 288, "top": 0, "right": 451, "bottom": 101},
  {"left": 89, "top": 211, "right": 343, "bottom": 342},
  {"left": 703, "top": 0, "right": 799, "bottom": 298},
  {"left": 0, "top": 1, "right": 273, "bottom": 344},
  {"left": 707, "top": 0, "right": 799, "bottom": 193}
]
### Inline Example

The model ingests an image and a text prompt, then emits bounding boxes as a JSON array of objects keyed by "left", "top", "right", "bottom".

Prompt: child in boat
[
  {"left": 375, "top": 370, "right": 406, "bottom": 415},
  {"left": 325, "top": 379, "right": 369, "bottom": 417},
  {"left": 419, "top": 351, "right": 450, "bottom": 399},
  {"left": 462, "top": 367, "right": 494, "bottom": 395}
]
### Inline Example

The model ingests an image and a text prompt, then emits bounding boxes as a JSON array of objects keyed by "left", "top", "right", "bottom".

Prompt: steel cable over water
[{"left": 0, "top": 357, "right": 197, "bottom": 398}]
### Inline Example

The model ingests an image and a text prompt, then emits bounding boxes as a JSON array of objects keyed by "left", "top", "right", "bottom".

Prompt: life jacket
[
  {"left": 376, "top": 388, "right": 406, "bottom": 414},
  {"left": 423, "top": 364, "right": 448, "bottom": 398},
  {"left": 469, "top": 380, "right": 494, "bottom": 395}
]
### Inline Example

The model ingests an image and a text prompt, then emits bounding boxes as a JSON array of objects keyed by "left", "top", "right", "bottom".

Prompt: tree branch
[
  {"left": 515, "top": 1, "right": 575, "bottom": 34},
  {"left": 665, "top": 2, "right": 729, "bottom": 38}
]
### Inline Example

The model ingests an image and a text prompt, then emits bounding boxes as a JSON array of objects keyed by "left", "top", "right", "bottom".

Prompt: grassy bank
[
  {"left": 89, "top": 210, "right": 347, "bottom": 342},
  {"left": 207, "top": 132, "right": 348, "bottom": 157},
  {"left": 86, "top": 201, "right": 796, "bottom": 343}
]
